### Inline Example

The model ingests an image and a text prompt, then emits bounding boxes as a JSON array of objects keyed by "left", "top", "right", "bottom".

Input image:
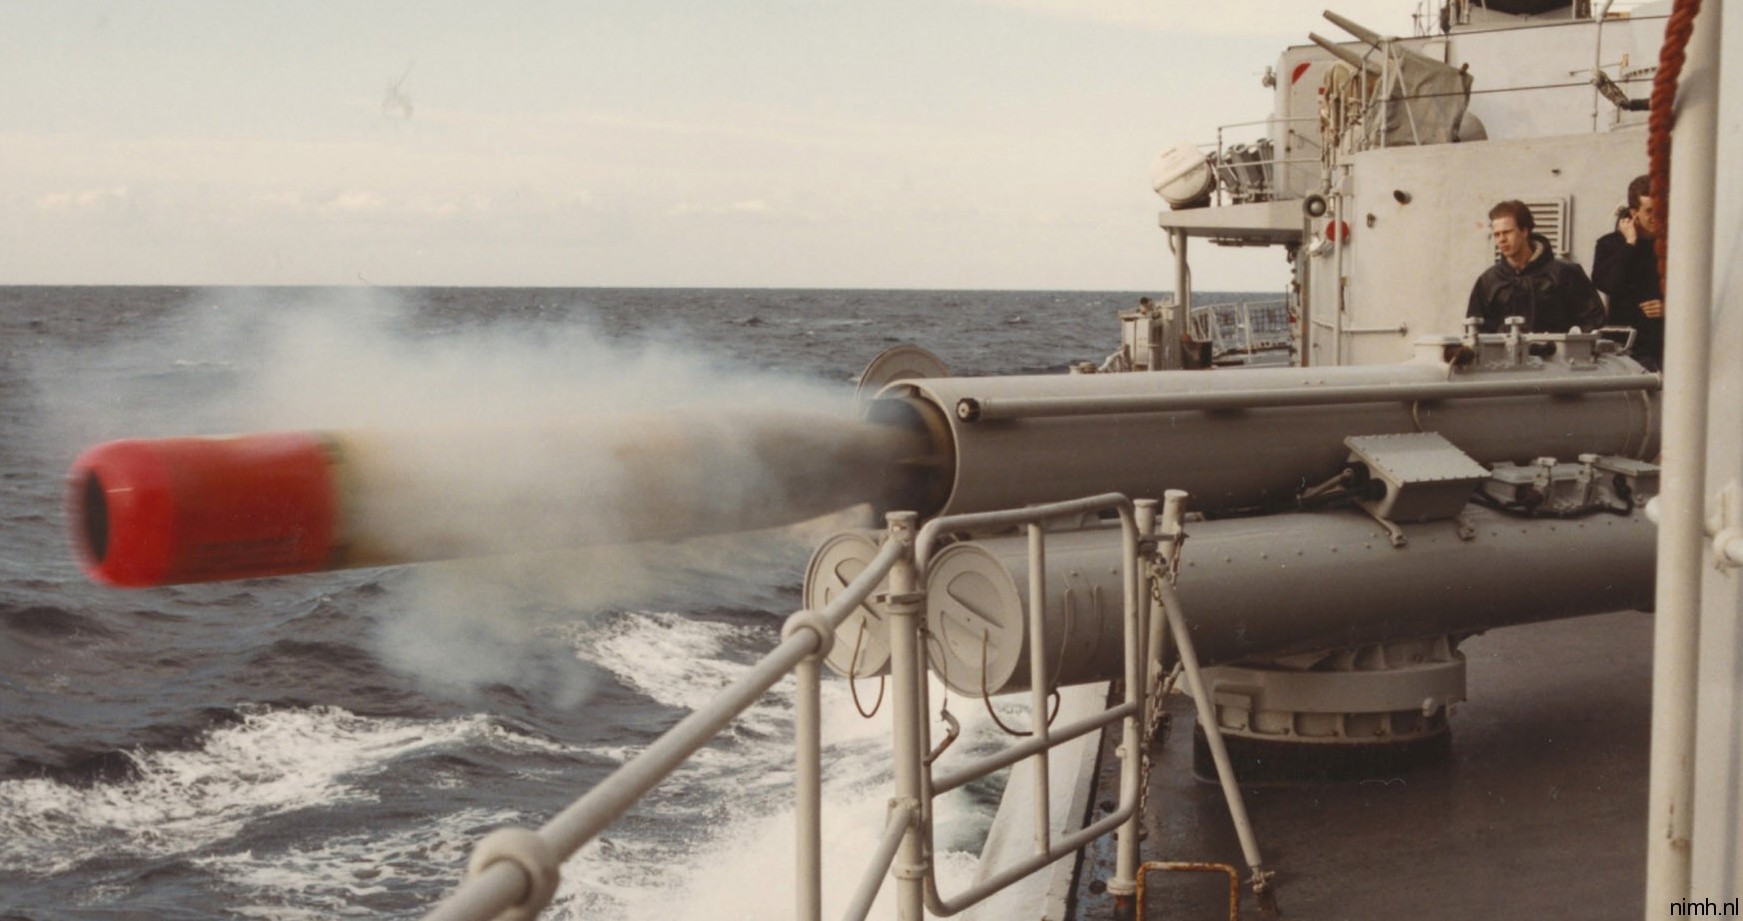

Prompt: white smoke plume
[{"left": 37, "top": 287, "right": 904, "bottom": 699}]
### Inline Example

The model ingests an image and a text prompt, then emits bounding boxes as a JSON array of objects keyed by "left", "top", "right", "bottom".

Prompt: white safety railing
[
  {"left": 1189, "top": 300, "right": 1294, "bottom": 361},
  {"left": 422, "top": 520, "right": 910, "bottom": 921},
  {"left": 422, "top": 494, "right": 1152, "bottom": 921},
  {"left": 1201, "top": 116, "right": 1321, "bottom": 207},
  {"left": 909, "top": 494, "right": 1147, "bottom": 915}
]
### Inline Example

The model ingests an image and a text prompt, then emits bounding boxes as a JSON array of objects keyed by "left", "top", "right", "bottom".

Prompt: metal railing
[
  {"left": 1188, "top": 300, "right": 1294, "bottom": 360},
  {"left": 1201, "top": 116, "right": 1321, "bottom": 207},
  {"left": 423, "top": 524, "right": 909, "bottom": 921},
  {"left": 1137, "top": 861, "right": 1243, "bottom": 921},
  {"left": 911, "top": 494, "right": 1147, "bottom": 915},
  {"left": 423, "top": 494, "right": 1150, "bottom": 921}
]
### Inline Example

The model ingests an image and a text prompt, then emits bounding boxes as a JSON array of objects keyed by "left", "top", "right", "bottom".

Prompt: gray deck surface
[{"left": 1075, "top": 609, "right": 1653, "bottom": 920}]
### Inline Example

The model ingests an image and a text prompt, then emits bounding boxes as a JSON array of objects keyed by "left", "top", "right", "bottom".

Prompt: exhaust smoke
[{"left": 64, "top": 293, "right": 928, "bottom": 587}]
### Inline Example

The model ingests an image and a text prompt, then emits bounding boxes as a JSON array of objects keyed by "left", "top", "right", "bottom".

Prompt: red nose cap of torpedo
[{"left": 69, "top": 432, "right": 340, "bottom": 587}]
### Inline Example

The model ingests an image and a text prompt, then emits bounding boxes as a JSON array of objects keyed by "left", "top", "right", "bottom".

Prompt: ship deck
[{"left": 1072, "top": 608, "right": 1653, "bottom": 920}]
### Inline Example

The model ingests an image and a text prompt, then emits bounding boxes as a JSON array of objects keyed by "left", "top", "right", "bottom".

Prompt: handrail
[
  {"left": 930, "top": 702, "right": 1136, "bottom": 795},
  {"left": 1137, "top": 861, "right": 1243, "bottom": 921},
  {"left": 955, "top": 373, "right": 1661, "bottom": 423},
  {"left": 841, "top": 802, "right": 918, "bottom": 921},
  {"left": 428, "top": 492, "right": 1156, "bottom": 921},
  {"left": 423, "top": 527, "right": 909, "bottom": 921},
  {"left": 916, "top": 491, "right": 1130, "bottom": 570},
  {"left": 1189, "top": 300, "right": 1294, "bottom": 357},
  {"left": 1200, "top": 116, "right": 1320, "bottom": 206},
  {"left": 1207, "top": 114, "right": 1320, "bottom": 136},
  {"left": 910, "top": 494, "right": 1146, "bottom": 915}
]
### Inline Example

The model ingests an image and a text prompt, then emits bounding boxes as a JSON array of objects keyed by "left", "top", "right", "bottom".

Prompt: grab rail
[
  {"left": 1137, "top": 861, "right": 1243, "bottom": 921},
  {"left": 911, "top": 493, "right": 1146, "bottom": 915},
  {"left": 954, "top": 373, "right": 1661, "bottom": 424},
  {"left": 1188, "top": 300, "right": 1294, "bottom": 357},
  {"left": 423, "top": 524, "right": 910, "bottom": 921},
  {"left": 424, "top": 494, "right": 1151, "bottom": 921}
]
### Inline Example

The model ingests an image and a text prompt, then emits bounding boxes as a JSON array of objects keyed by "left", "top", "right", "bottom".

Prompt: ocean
[{"left": 0, "top": 285, "right": 1271, "bottom": 920}]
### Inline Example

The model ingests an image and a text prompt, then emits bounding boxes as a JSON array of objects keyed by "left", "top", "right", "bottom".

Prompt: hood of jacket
[{"left": 1504, "top": 233, "right": 1556, "bottom": 275}]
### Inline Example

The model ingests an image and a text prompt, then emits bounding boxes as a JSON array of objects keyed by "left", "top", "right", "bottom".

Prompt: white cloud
[
  {"left": 668, "top": 198, "right": 769, "bottom": 216},
  {"left": 664, "top": 197, "right": 826, "bottom": 223},
  {"left": 252, "top": 188, "right": 488, "bottom": 220},
  {"left": 35, "top": 185, "right": 130, "bottom": 212},
  {"left": 328, "top": 190, "right": 386, "bottom": 214},
  {"left": 0, "top": 5, "right": 1308, "bottom": 288}
]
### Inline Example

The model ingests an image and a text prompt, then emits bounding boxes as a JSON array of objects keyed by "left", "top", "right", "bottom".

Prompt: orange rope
[{"left": 1648, "top": 0, "right": 1703, "bottom": 290}]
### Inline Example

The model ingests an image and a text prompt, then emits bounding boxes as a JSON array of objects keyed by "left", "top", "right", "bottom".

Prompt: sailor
[
  {"left": 1592, "top": 175, "right": 1665, "bottom": 371},
  {"left": 1466, "top": 199, "right": 1605, "bottom": 334}
]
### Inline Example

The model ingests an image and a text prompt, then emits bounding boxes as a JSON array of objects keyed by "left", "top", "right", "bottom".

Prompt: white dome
[{"left": 1150, "top": 143, "right": 1214, "bottom": 208}]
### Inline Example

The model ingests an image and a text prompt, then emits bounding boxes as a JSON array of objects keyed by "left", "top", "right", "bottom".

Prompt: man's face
[
  {"left": 1633, "top": 195, "right": 1656, "bottom": 235},
  {"left": 1491, "top": 215, "right": 1530, "bottom": 263}
]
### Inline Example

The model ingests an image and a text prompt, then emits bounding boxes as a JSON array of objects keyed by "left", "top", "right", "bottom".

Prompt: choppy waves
[
  {"left": 0, "top": 706, "right": 559, "bottom": 877},
  {"left": 0, "top": 603, "right": 121, "bottom": 640},
  {"left": 0, "top": 601, "right": 1007, "bottom": 918}
]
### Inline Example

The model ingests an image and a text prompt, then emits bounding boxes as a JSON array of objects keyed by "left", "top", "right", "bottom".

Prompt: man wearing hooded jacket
[
  {"left": 1466, "top": 199, "right": 1606, "bottom": 334},
  {"left": 1592, "top": 176, "right": 1664, "bottom": 370}
]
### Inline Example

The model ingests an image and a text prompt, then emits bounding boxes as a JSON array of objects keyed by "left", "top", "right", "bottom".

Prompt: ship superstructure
[{"left": 1154, "top": 1, "right": 1667, "bottom": 368}]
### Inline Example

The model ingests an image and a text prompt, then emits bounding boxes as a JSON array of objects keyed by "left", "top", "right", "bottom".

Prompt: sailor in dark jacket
[
  {"left": 1592, "top": 176, "right": 1664, "bottom": 370},
  {"left": 1466, "top": 199, "right": 1606, "bottom": 334}
]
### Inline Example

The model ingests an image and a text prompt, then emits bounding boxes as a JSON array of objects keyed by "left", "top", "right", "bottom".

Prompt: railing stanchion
[
  {"left": 429, "top": 494, "right": 1186, "bottom": 921},
  {"left": 1135, "top": 498, "right": 1162, "bottom": 713},
  {"left": 884, "top": 511, "right": 927, "bottom": 921},
  {"left": 1156, "top": 492, "right": 1188, "bottom": 672},
  {"left": 1157, "top": 493, "right": 1274, "bottom": 909},
  {"left": 780, "top": 604, "right": 839, "bottom": 921},
  {"left": 795, "top": 653, "right": 823, "bottom": 921},
  {"left": 913, "top": 493, "right": 1145, "bottom": 916},
  {"left": 1026, "top": 522, "right": 1053, "bottom": 853},
  {"left": 1109, "top": 505, "right": 1144, "bottom": 902}
]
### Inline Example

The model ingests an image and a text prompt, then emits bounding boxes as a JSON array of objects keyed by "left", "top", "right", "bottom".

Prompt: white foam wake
[
  {"left": 195, "top": 806, "right": 523, "bottom": 920},
  {"left": 10, "top": 610, "right": 1062, "bottom": 919},
  {"left": 0, "top": 706, "right": 543, "bottom": 877},
  {"left": 554, "top": 607, "right": 1034, "bottom": 920}
]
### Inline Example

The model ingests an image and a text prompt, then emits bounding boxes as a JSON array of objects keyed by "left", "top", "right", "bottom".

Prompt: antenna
[{"left": 381, "top": 63, "right": 414, "bottom": 120}]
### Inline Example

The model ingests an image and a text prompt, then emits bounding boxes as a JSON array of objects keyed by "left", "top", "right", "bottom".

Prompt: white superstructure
[{"left": 1158, "top": 3, "right": 1670, "bottom": 366}]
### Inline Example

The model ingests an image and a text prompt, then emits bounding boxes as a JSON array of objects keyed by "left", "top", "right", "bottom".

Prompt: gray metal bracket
[{"left": 1345, "top": 432, "right": 1489, "bottom": 547}]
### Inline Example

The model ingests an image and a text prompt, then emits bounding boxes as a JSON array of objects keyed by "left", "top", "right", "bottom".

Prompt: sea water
[{"left": 0, "top": 285, "right": 1271, "bottom": 919}]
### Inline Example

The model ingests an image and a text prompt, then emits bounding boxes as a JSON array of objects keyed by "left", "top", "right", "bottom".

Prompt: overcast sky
[{"left": 0, "top": 1, "right": 1425, "bottom": 291}]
